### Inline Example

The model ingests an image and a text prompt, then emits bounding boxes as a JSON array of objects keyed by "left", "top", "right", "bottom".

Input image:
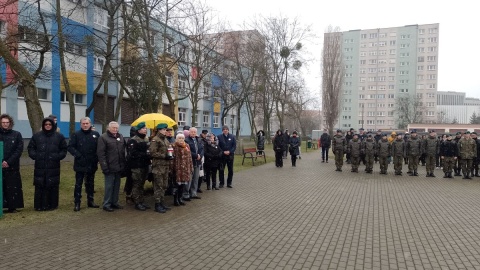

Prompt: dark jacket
[
  {"left": 332, "top": 134, "right": 346, "bottom": 153},
  {"left": 256, "top": 130, "right": 265, "bottom": 151},
  {"left": 97, "top": 130, "right": 126, "bottom": 174},
  {"left": 27, "top": 118, "right": 67, "bottom": 187},
  {"left": 377, "top": 139, "right": 391, "bottom": 158},
  {"left": 289, "top": 136, "right": 301, "bottom": 156},
  {"left": 439, "top": 139, "right": 458, "bottom": 157},
  {"left": 391, "top": 139, "right": 405, "bottom": 158},
  {"left": 127, "top": 133, "right": 150, "bottom": 169},
  {"left": 204, "top": 141, "right": 223, "bottom": 169},
  {"left": 67, "top": 128, "right": 100, "bottom": 173},
  {"left": 423, "top": 135, "right": 439, "bottom": 156},
  {"left": 348, "top": 138, "right": 362, "bottom": 157},
  {"left": 0, "top": 128, "right": 23, "bottom": 170},
  {"left": 185, "top": 135, "right": 204, "bottom": 167},
  {"left": 273, "top": 133, "right": 286, "bottom": 153},
  {"left": 320, "top": 132, "right": 331, "bottom": 148},
  {"left": 406, "top": 135, "right": 422, "bottom": 156},
  {"left": 362, "top": 138, "right": 376, "bottom": 156},
  {"left": 217, "top": 132, "right": 236, "bottom": 158}
]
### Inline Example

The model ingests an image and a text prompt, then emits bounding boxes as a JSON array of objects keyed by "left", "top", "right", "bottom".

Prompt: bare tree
[
  {"left": 321, "top": 25, "right": 344, "bottom": 134},
  {"left": 395, "top": 94, "right": 425, "bottom": 129},
  {"left": 0, "top": 0, "right": 52, "bottom": 133}
]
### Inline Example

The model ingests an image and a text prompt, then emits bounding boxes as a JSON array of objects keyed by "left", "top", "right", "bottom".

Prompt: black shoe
[
  {"left": 103, "top": 206, "right": 114, "bottom": 212},
  {"left": 135, "top": 203, "right": 147, "bottom": 211},
  {"left": 154, "top": 203, "right": 166, "bottom": 213},
  {"left": 443, "top": 173, "right": 448, "bottom": 178},
  {"left": 142, "top": 203, "right": 151, "bottom": 209},
  {"left": 88, "top": 201, "right": 100, "bottom": 208},
  {"left": 326, "top": 161, "right": 328, "bottom": 163},
  {"left": 183, "top": 197, "right": 191, "bottom": 201},
  {"left": 160, "top": 203, "right": 171, "bottom": 210},
  {"left": 322, "top": 160, "right": 325, "bottom": 163},
  {"left": 74, "top": 203, "right": 80, "bottom": 212},
  {"left": 431, "top": 173, "right": 436, "bottom": 177},
  {"left": 219, "top": 185, "right": 224, "bottom": 188},
  {"left": 213, "top": 187, "right": 219, "bottom": 190},
  {"left": 191, "top": 196, "right": 202, "bottom": 199},
  {"left": 197, "top": 189, "right": 203, "bottom": 193},
  {"left": 111, "top": 204, "right": 123, "bottom": 209},
  {"left": 227, "top": 185, "right": 233, "bottom": 188},
  {"left": 206, "top": 187, "right": 211, "bottom": 190}
]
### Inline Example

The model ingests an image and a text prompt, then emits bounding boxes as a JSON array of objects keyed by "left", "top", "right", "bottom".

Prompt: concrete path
[{"left": 2, "top": 152, "right": 480, "bottom": 269}]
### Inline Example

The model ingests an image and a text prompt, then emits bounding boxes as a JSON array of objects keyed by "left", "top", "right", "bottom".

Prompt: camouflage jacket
[
  {"left": 376, "top": 139, "right": 391, "bottom": 158},
  {"left": 423, "top": 136, "right": 439, "bottom": 156},
  {"left": 458, "top": 137, "right": 477, "bottom": 160},
  {"left": 362, "top": 139, "right": 376, "bottom": 156},
  {"left": 348, "top": 139, "right": 362, "bottom": 157},
  {"left": 406, "top": 136, "right": 422, "bottom": 156},
  {"left": 391, "top": 139, "right": 405, "bottom": 158},
  {"left": 149, "top": 132, "right": 171, "bottom": 172},
  {"left": 332, "top": 135, "right": 346, "bottom": 153}
]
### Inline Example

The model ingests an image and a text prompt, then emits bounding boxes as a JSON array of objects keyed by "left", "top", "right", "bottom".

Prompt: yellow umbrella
[{"left": 131, "top": 113, "right": 177, "bottom": 129}]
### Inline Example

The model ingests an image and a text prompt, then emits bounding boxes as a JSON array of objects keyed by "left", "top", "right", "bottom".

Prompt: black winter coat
[
  {"left": 257, "top": 132, "right": 265, "bottom": 151},
  {"left": 0, "top": 128, "right": 23, "bottom": 170},
  {"left": 320, "top": 133, "right": 331, "bottom": 148},
  {"left": 439, "top": 140, "right": 457, "bottom": 157},
  {"left": 67, "top": 128, "right": 100, "bottom": 173},
  {"left": 97, "top": 131, "right": 126, "bottom": 174},
  {"left": 185, "top": 136, "right": 204, "bottom": 167},
  {"left": 273, "top": 134, "right": 286, "bottom": 153},
  {"left": 127, "top": 134, "right": 150, "bottom": 169},
  {"left": 28, "top": 120, "right": 67, "bottom": 188},
  {"left": 204, "top": 142, "right": 223, "bottom": 169}
]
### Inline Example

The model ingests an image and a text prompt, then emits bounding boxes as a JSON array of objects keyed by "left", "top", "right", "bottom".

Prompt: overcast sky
[{"left": 207, "top": 0, "right": 480, "bottom": 102}]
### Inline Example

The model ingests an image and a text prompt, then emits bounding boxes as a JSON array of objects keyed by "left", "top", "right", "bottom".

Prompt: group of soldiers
[{"left": 330, "top": 128, "right": 480, "bottom": 179}]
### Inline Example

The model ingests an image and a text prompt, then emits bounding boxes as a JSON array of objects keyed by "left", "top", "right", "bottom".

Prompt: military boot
[
  {"left": 160, "top": 201, "right": 171, "bottom": 211},
  {"left": 463, "top": 173, "right": 468, "bottom": 179},
  {"left": 135, "top": 203, "right": 146, "bottom": 211},
  {"left": 466, "top": 172, "right": 472, "bottom": 180},
  {"left": 413, "top": 170, "right": 419, "bottom": 176},
  {"left": 431, "top": 173, "right": 436, "bottom": 177},
  {"left": 448, "top": 172, "right": 454, "bottom": 178},
  {"left": 443, "top": 172, "right": 448, "bottom": 178},
  {"left": 87, "top": 200, "right": 100, "bottom": 208},
  {"left": 174, "top": 192, "right": 180, "bottom": 206},
  {"left": 154, "top": 203, "right": 166, "bottom": 213},
  {"left": 455, "top": 169, "right": 462, "bottom": 176}
]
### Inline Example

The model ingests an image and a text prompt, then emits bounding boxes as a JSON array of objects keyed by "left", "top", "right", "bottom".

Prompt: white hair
[
  {"left": 189, "top": 127, "right": 197, "bottom": 133},
  {"left": 80, "top": 117, "right": 91, "bottom": 123},
  {"left": 176, "top": 133, "right": 185, "bottom": 139},
  {"left": 108, "top": 121, "right": 119, "bottom": 128}
]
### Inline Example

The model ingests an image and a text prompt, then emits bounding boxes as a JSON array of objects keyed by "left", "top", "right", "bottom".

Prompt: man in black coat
[
  {"left": 67, "top": 117, "right": 100, "bottom": 212},
  {"left": 0, "top": 114, "right": 24, "bottom": 213},
  {"left": 28, "top": 117, "right": 68, "bottom": 211},
  {"left": 217, "top": 125, "right": 236, "bottom": 188},
  {"left": 185, "top": 127, "right": 203, "bottom": 199},
  {"left": 320, "top": 129, "right": 331, "bottom": 163}
]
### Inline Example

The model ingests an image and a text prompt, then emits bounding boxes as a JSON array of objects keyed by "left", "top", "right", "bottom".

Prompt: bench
[{"left": 242, "top": 148, "right": 266, "bottom": 166}]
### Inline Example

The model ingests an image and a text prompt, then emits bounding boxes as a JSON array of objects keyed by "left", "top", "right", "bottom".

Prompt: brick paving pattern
[{"left": 2, "top": 152, "right": 480, "bottom": 269}]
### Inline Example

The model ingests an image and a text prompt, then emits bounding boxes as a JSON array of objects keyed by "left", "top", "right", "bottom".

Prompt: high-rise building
[{"left": 332, "top": 24, "right": 439, "bottom": 131}]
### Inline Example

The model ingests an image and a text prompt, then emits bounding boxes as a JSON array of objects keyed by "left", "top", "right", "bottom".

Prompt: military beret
[
  {"left": 183, "top": 125, "right": 191, "bottom": 131},
  {"left": 456, "top": 131, "right": 462, "bottom": 135},
  {"left": 359, "top": 128, "right": 364, "bottom": 130},
  {"left": 472, "top": 132, "right": 477, "bottom": 135},
  {"left": 465, "top": 131, "right": 471, "bottom": 134},
  {"left": 135, "top": 121, "right": 146, "bottom": 130},
  {"left": 350, "top": 128, "right": 354, "bottom": 131},
  {"left": 156, "top": 123, "right": 168, "bottom": 129},
  {"left": 166, "top": 127, "right": 173, "bottom": 131},
  {"left": 429, "top": 130, "right": 435, "bottom": 133},
  {"left": 202, "top": 129, "right": 208, "bottom": 134},
  {"left": 336, "top": 129, "right": 342, "bottom": 133}
]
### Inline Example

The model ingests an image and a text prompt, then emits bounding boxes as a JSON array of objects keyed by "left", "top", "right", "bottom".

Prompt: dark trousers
[
  {"left": 2, "top": 169, "right": 24, "bottom": 209},
  {"left": 291, "top": 154, "right": 297, "bottom": 166},
  {"left": 205, "top": 167, "right": 219, "bottom": 188},
  {"left": 321, "top": 147, "right": 329, "bottom": 161},
  {"left": 34, "top": 184, "right": 59, "bottom": 211},
  {"left": 124, "top": 168, "right": 133, "bottom": 196},
  {"left": 219, "top": 157, "right": 234, "bottom": 186},
  {"left": 103, "top": 173, "right": 121, "bottom": 208},
  {"left": 275, "top": 151, "right": 283, "bottom": 167},
  {"left": 74, "top": 172, "right": 95, "bottom": 204}
]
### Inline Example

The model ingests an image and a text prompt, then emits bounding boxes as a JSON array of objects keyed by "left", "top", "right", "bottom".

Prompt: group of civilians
[{"left": 1, "top": 113, "right": 236, "bottom": 214}]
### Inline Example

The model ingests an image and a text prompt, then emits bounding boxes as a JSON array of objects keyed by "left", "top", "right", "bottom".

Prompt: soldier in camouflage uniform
[
  {"left": 377, "top": 134, "right": 391, "bottom": 175},
  {"left": 127, "top": 122, "right": 151, "bottom": 211},
  {"left": 471, "top": 132, "right": 480, "bottom": 177},
  {"left": 332, "top": 129, "right": 346, "bottom": 172},
  {"left": 458, "top": 131, "right": 477, "bottom": 179},
  {"left": 362, "top": 134, "right": 376, "bottom": 173},
  {"left": 391, "top": 134, "right": 405, "bottom": 175},
  {"left": 423, "top": 130, "right": 439, "bottom": 177},
  {"left": 406, "top": 130, "right": 422, "bottom": 176},
  {"left": 439, "top": 134, "right": 457, "bottom": 178},
  {"left": 348, "top": 134, "right": 362, "bottom": 173},
  {"left": 453, "top": 132, "right": 463, "bottom": 176},
  {"left": 149, "top": 123, "right": 173, "bottom": 213}
]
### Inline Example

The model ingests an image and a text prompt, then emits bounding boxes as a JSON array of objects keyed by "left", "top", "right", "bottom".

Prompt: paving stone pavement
[{"left": 2, "top": 153, "right": 480, "bottom": 270}]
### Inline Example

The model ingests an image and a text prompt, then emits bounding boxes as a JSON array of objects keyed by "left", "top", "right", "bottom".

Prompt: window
[
  {"left": 417, "top": 93, "right": 423, "bottom": 99},
  {"left": 166, "top": 38, "right": 173, "bottom": 54},
  {"left": 400, "top": 44, "right": 409, "bottom": 48},
  {"left": 400, "top": 88, "right": 409, "bottom": 93},
  {"left": 417, "top": 75, "right": 424, "bottom": 80},
  {"left": 359, "top": 86, "right": 365, "bottom": 91},
  {"left": 427, "top": 56, "right": 436, "bottom": 62},
  {"left": 399, "top": 71, "right": 409, "bottom": 75},
  {"left": 388, "top": 76, "right": 395, "bottom": 81},
  {"left": 418, "top": 47, "right": 425, "bottom": 53},
  {"left": 360, "top": 51, "right": 366, "bottom": 56},
  {"left": 388, "top": 111, "right": 394, "bottom": 116},
  {"left": 377, "top": 112, "right": 385, "bottom": 116},
  {"left": 418, "top": 66, "right": 424, "bottom": 71},
  {"left": 427, "top": 93, "right": 435, "bottom": 98},
  {"left": 369, "top": 59, "right": 377, "bottom": 64},
  {"left": 369, "top": 33, "right": 378, "bottom": 39},
  {"left": 389, "top": 40, "right": 396, "bottom": 46},
  {"left": 416, "top": 84, "right": 424, "bottom": 90},
  {"left": 388, "top": 85, "right": 394, "bottom": 90},
  {"left": 379, "top": 50, "right": 386, "bottom": 55},
  {"left": 379, "top": 85, "right": 386, "bottom": 90},
  {"left": 368, "top": 86, "right": 376, "bottom": 90},
  {"left": 60, "top": 92, "right": 85, "bottom": 104},
  {"left": 428, "top": 46, "right": 437, "bottom": 52},
  {"left": 388, "top": 94, "right": 395, "bottom": 99},
  {"left": 428, "top": 37, "right": 437, "bottom": 43},
  {"left": 361, "top": 34, "right": 367, "bottom": 39},
  {"left": 360, "top": 69, "right": 366, "bottom": 74},
  {"left": 165, "top": 74, "right": 172, "bottom": 88},
  {"left": 213, "top": 113, "right": 220, "bottom": 128},
  {"left": 37, "top": 88, "right": 49, "bottom": 100},
  {"left": 178, "top": 77, "right": 187, "bottom": 95},
  {"left": 230, "top": 115, "right": 235, "bottom": 130},
  {"left": 368, "top": 111, "right": 375, "bottom": 116},
  {"left": 360, "top": 60, "right": 366, "bottom": 65},
  {"left": 427, "top": 65, "right": 436, "bottom": 71},
  {"left": 369, "top": 51, "right": 377, "bottom": 56},
  {"left": 388, "top": 104, "right": 394, "bottom": 108},
  {"left": 400, "top": 62, "right": 409, "bottom": 66},
  {"left": 377, "top": 103, "right": 386, "bottom": 108},
  {"left": 400, "top": 34, "right": 410, "bottom": 39},
  {"left": 379, "top": 33, "right": 386, "bottom": 38},
  {"left": 178, "top": 108, "right": 186, "bottom": 126},
  {"left": 202, "top": 112, "right": 210, "bottom": 127},
  {"left": 426, "top": 102, "right": 435, "bottom": 107},
  {"left": 367, "top": 120, "right": 374, "bottom": 125},
  {"left": 94, "top": 6, "right": 108, "bottom": 28},
  {"left": 419, "top": 38, "right": 425, "bottom": 43},
  {"left": 368, "top": 103, "right": 375, "bottom": 107},
  {"left": 419, "top": 29, "right": 425, "bottom": 35},
  {"left": 426, "top": 111, "right": 435, "bottom": 116},
  {"left": 379, "top": 41, "right": 386, "bottom": 47},
  {"left": 389, "top": 67, "right": 395, "bottom": 73},
  {"left": 389, "top": 59, "right": 396, "bottom": 64},
  {"left": 94, "top": 55, "right": 105, "bottom": 71},
  {"left": 428, "top": 84, "right": 436, "bottom": 89},
  {"left": 429, "top": 28, "right": 438, "bottom": 34},
  {"left": 400, "top": 52, "right": 409, "bottom": 57},
  {"left": 427, "top": 74, "right": 436, "bottom": 80}
]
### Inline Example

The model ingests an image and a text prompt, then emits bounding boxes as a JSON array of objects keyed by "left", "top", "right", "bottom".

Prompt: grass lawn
[{"left": 0, "top": 140, "right": 284, "bottom": 228}]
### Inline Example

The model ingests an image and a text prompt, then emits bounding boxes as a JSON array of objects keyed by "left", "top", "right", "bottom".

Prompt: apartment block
[{"left": 336, "top": 24, "right": 439, "bottom": 131}]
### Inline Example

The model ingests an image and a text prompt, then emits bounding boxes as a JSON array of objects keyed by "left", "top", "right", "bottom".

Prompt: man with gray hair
[
  {"left": 97, "top": 121, "right": 126, "bottom": 212},
  {"left": 68, "top": 117, "right": 101, "bottom": 212},
  {"left": 185, "top": 127, "right": 203, "bottom": 199}
]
